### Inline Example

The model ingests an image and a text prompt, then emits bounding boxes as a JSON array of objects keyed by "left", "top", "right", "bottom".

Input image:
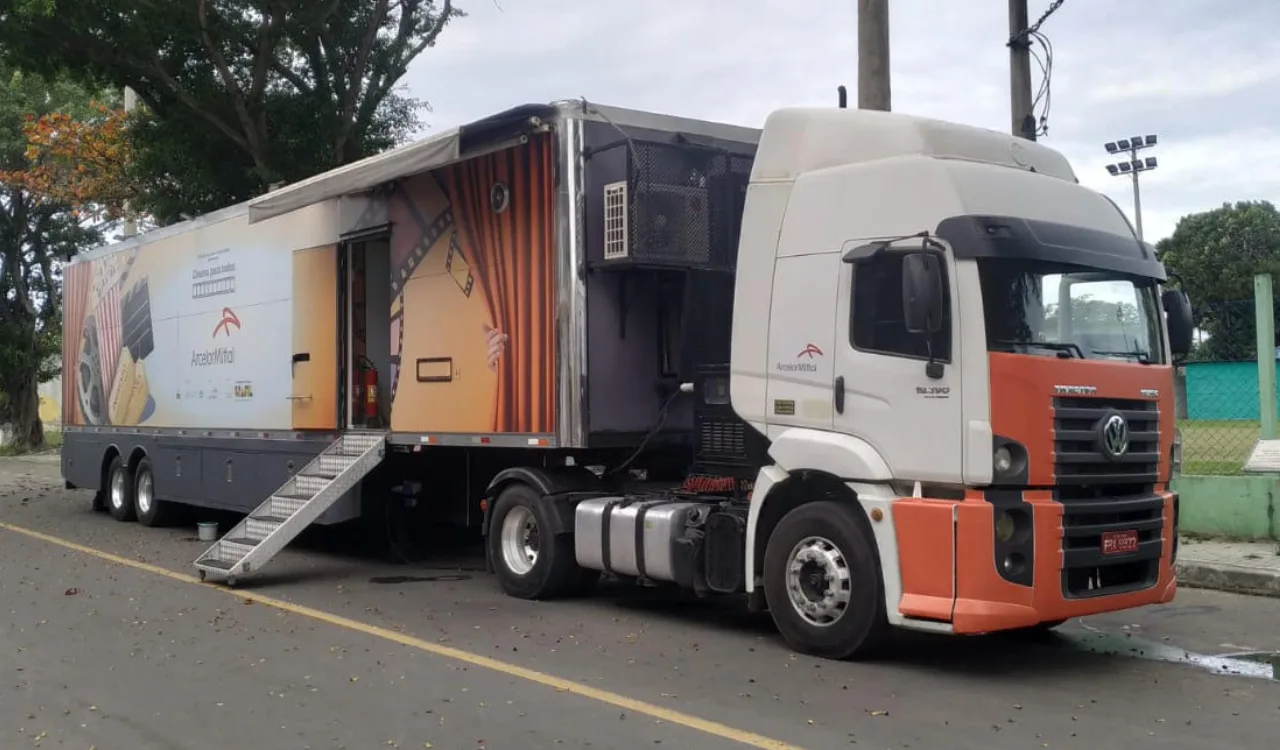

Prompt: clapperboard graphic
[{"left": 120, "top": 275, "right": 156, "bottom": 362}]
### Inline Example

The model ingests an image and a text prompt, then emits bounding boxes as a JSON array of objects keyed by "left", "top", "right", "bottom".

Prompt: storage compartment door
[{"left": 290, "top": 244, "right": 340, "bottom": 430}]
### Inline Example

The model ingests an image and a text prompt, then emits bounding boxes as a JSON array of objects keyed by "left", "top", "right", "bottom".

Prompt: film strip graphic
[{"left": 388, "top": 186, "right": 456, "bottom": 404}]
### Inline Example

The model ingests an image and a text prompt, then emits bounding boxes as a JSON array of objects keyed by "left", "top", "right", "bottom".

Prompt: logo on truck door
[{"left": 796, "top": 343, "right": 824, "bottom": 358}]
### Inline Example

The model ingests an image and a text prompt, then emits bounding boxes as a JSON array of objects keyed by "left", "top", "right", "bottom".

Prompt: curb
[{"left": 1176, "top": 560, "right": 1280, "bottom": 599}]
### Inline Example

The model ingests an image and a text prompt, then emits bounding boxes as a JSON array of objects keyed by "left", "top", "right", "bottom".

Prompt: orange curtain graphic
[{"left": 441, "top": 135, "right": 557, "bottom": 433}]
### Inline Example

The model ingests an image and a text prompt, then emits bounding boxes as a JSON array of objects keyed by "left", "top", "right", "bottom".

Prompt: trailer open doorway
[{"left": 343, "top": 236, "right": 393, "bottom": 430}]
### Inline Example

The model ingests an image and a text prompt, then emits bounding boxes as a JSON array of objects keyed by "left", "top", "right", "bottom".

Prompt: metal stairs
[{"left": 193, "top": 431, "right": 387, "bottom": 585}]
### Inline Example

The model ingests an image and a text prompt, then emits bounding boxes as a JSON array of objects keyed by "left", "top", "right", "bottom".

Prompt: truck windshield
[{"left": 976, "top": 258, "right": 1165, "bottom": 364}]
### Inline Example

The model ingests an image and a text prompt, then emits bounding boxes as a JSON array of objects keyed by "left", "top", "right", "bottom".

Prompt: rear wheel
[
  {"left": 105, "top": 454, "right": 136, "bottom": 523},
  {"left": 134, "top": 457, "right": 178, "bottom": 527},
  {"left": 763, "top": 500, "right": 888, "bottom": 660},
  {"left": 488, "top": 483, "right": 593, "bottom": 600}
]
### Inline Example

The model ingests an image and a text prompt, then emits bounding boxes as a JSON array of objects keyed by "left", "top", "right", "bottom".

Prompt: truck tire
[
  {"left": 762, "top": 500, "right": 888, "bottom": 660},
  {"left": 105, "top": 454, "right": 137, "bottom": 523},
  {"left": 134, "top": 457, "right": 178, "bottom": 528},
  {"left": 488, "top": 483, "right": 588, "bottom": 600}
]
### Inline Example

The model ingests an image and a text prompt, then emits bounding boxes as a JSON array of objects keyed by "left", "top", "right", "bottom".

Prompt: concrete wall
[{"left": 1173, "top": 474, "right": 1280, "bottom": 541}]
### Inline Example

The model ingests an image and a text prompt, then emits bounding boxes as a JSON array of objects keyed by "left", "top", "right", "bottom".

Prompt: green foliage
[
  {"left": 0, "top": 0, "right": 461, "bottom": 224},
  {"left": 1157, "top": 201, "right": 1280, "bottom": 362},
  {"left": 0, "top": 66, "right": 103, "bottom": 449}
]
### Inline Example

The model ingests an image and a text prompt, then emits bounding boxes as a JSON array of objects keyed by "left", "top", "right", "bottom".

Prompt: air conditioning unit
[{"left": 601, "top": 181, "right": 711, "bottom": 265}]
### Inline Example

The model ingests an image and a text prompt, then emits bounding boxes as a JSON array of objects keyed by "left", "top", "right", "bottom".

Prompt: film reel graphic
[
  {"left": 75, "top": 313, "right": 106, "bottom": 426},
  {"left": 388, "top": 184, "right": 456, "bottom": 406}
]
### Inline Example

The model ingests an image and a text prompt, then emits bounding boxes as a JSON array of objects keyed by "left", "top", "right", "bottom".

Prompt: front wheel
[
  {"left": 763, "top": 500, "right": 888, "bottom": 660},
  {"left": 487, "top": 483, "right": 595, "bottom": 600}
]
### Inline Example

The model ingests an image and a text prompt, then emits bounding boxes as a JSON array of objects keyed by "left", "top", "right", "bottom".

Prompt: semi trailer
[{"left": 59, "top": 96, "right": 1195, "bottom": 659}]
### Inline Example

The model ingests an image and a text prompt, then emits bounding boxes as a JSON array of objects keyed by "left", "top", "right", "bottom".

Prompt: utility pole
[
  {"left": 122, "top": 86, "right": 139, "bottom": 238},
  {"left": 1008, "top": 0, "right": 1035, "bottom": 140},
  {"left": 857, "top": 0, "right": 891, "bottom": 111}
]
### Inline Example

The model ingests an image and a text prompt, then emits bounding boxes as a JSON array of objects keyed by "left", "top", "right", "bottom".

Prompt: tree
[
  {"left": 0, "top": 67, "right": 103, "bottom": 451},
  {"left": 1157, "top": 201, "right": 1280, "bottom": 361},
  {"left": 0, "top": 0, "right": 461, "bottom": 221},
  {"left": 0, "top": 99, "right": 136, "bottom": 224}
]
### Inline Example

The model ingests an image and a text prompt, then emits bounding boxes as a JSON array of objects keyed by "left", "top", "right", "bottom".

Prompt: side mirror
[
  {"left": 902, "top": 253, "right": 944, "bottom": 334},
  {"left": 1162, "top": 288, "right": 1193, "bottom": 359}
]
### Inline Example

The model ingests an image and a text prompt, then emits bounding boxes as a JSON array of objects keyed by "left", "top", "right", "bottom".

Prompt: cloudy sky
[{"left": 400, "top": 0, "right": 1277, "bottom": 245}]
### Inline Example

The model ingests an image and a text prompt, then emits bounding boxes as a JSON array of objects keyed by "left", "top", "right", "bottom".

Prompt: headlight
[
  {"left": 994, "top": 446, "right": 1013, "bottom": 474},
  {"left": 995, "top": 511, "right": 1017, "bottom": 543}
]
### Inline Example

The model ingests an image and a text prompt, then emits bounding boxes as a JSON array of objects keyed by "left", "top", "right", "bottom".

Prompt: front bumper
[{"left": 891, "top": 490, "right": 1178, "bottom": 633}]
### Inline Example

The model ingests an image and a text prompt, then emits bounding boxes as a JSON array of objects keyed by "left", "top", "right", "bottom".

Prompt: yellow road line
[{"left": 0, "top": 521, "right": 807, "bottom": 750}]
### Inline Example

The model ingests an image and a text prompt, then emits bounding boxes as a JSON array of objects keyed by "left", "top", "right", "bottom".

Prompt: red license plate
[{"left": 1101, "top": 529, "right": 1139, "bottom": 555}]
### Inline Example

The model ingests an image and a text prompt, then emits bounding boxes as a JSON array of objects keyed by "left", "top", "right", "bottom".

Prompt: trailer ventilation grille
[{"left": 603, "top": 181, "right": 629, "bottom": 260}]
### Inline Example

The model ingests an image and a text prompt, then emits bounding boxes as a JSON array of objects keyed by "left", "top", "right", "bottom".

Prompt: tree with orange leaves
[
  {"left": 0, "top": 100, "right": 136, "bottom": 223},
  {"left": 0, "top": 66, "right": 102, "bottom": 452}
]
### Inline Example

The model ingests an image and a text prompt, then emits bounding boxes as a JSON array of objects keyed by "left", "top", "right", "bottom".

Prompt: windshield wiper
[
  {"left": 990, "top": 339, "right": 1084, "bottom": 359},
  {"left": 1092, "top": 349, "right": 1153, "bottom": 365}
]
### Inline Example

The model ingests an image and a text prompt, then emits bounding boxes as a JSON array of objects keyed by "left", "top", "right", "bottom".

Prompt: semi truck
[{"left": 59, "top": 95, "right": 1195, "bottom": 660}]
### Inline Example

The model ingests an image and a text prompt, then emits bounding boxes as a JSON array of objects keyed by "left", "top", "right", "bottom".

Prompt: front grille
[
  {"left": 1059, "top": 493, "right": 1164, "bottom": 598},
  {"left": 1053, "top": 397, "right": 1159, "bottom": 485}
]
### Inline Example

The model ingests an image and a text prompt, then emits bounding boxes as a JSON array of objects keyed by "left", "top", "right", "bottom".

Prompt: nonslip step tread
[
  {"left": 252, "top": 514, "right": 290, "bottom": 524},
  {"left": 196, "top": 558, "right": 235, "bottom": 570},
  {"left": 224, "top": 537, "right": 261, "bottom": 547}
]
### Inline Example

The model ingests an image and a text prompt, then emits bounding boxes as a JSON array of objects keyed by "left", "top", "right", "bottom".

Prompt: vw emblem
[{"left": 1100, "top": 413, "right": 1130, "bottom": 459}]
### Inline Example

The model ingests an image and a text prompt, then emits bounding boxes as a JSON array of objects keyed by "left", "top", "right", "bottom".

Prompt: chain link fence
[{"left": 1180, "top": 298, "right": 1264, "bottom": 475}]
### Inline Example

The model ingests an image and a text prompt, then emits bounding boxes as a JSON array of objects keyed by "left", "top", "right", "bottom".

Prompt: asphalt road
[{"left": 1, "top": 454, "right": 1278, "bottom": 750}]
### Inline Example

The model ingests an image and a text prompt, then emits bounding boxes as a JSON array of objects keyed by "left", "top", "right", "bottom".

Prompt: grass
[
  {"left": 1179, "top": 419, "right": 1260, "bottom": 475},
  {"left": 0, "top": 427, "right": 62, "bottom": 457}
]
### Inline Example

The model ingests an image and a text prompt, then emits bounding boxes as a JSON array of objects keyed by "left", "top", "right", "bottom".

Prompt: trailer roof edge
[{"left": 245, "top": 99, "right": 762, "bottom": 225}]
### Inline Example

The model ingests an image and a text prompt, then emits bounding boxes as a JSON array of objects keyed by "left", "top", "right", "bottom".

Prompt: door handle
[{"left": 834, "top": 375, "right": 845, "bottom": 414}]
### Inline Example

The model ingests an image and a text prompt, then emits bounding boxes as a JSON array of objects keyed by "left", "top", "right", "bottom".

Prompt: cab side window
[{"left": 849, "top": 253, "right": 952, "bottom": 361}]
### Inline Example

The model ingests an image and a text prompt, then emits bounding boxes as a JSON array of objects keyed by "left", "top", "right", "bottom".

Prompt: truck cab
[{"left": 728, "top": 107, "right": 1193, "bottom": 655}]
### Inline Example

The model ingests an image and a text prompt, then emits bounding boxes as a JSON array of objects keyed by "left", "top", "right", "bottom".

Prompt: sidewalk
[{"left": 1177, "top": 535, "right": 1280, "bottom": 598}]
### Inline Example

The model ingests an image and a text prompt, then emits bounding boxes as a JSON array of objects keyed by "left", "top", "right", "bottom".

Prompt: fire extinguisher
[{"left": 358, "top": 356, "right": 379, "bottom": 426}]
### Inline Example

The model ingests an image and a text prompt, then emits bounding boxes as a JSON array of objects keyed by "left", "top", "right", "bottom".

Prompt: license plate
[{"left": 1101, "top": 529, "right": 1139, "bottom": 555}]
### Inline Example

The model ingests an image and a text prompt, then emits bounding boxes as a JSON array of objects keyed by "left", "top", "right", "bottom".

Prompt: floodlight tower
[{"left": 1104, "top": 134, "right": 1158, "bottom": 241}]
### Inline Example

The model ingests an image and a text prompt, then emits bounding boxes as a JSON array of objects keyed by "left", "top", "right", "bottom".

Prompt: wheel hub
[
  {"left": 109, "top": 468, "right": 126, "bottom": 510},
  {"left": 499, "top": 506, "right": 540, "bottom": 576},
  {"left": 137, "top": 471, "right": 153, "bottom": 515},
  {"left": 785, "top": 536, "right": 853, "bottom": 627}
]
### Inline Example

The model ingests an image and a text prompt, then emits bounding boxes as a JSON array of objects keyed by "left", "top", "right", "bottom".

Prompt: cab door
[
  {"left": 290, "top": 244, "right": 340, "bottom": 430},
  {"left": 831, "top": 242, "right": 964, "bottom": 483}
]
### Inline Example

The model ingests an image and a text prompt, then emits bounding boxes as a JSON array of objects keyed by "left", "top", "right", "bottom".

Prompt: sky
[{"left": 398, "top": 0, "right": 1279, "bottom": 246}]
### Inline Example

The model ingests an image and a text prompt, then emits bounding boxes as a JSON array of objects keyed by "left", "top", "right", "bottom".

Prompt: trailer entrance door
[
  {"left": 342, "top": 235, "right": 393, "bottom": 430},
  {"left": 290, "top": 243, "right": 341, "bottom": 430}
]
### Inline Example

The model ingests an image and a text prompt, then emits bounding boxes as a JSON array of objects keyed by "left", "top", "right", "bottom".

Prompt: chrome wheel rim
[
  {"left": 136, "top": 470, "right": 153, "bottom": 516},
  {"left": 109, "top": 467, "right": 127, "bottom": 510},
  {"left": 500, "top": 505, "right": 540, "bottom": 576},
  {"left": 785, "top": 535, "right": 852, "bottom": 627}
]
